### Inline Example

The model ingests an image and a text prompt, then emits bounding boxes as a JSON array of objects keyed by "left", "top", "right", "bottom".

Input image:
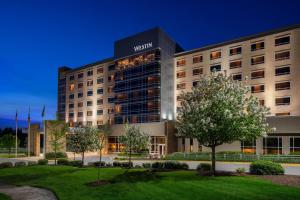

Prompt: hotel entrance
[{"left": 150, "top": 136, "right": 166, "bottom": 158}]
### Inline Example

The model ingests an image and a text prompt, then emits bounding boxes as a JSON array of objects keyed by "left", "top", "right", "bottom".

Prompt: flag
[
  {"left": 15, "top": 110, "right": 18, "bottom": 122},
  {"left": 41, "top": 105, "right": 45, "bottom": 118},
  {"left": 28, "top": 106, "right": 31, "bottom": 123}
]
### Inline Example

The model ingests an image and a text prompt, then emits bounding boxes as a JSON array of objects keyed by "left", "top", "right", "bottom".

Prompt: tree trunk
[
  {"left": 73, "top": 152, "right": 75, "bottom": 161},
  {"left": 211, "top": 145, "right": 216, "bottom": 176},
  {"left": 82, "top": 152, "right": 85, "bottom": 166},
  {"left": 54, "top": 146, "right": 57, "bottom": 165},
  {"left": 129, "top": 148, "right": 132, "bottom": 169},
  {"left": 97, "top": 149, "right": 102, "bottom": 184}
]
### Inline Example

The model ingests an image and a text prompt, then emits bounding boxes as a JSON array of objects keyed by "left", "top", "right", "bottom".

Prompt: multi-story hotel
[{"left": 58, "top": 24, "right": 300, "bottom": 156}]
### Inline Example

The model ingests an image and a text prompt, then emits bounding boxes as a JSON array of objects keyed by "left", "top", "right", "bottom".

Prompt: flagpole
[
  {"left": 28, "top": 107, "right": 31, "bottom": 157},
  {"left": 43, "top": 106, "right": 46, "bottom": 158},
  {"left": 15, "top": 111, "right": 18, "bottom": 158}
]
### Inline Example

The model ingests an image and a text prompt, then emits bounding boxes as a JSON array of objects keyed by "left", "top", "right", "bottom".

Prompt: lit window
[
  {"left": 276, "top": 112, "right": 290, "bottom": 116},
  {"left": 263, "top": 137, "right": 282, "bottom": 155},
  {"left": 251, "top": 85, "right": 264, "bottom": 93},
  {"left": 251, "top": 41, "right": 264, "bottom": 51},
  {"left": 241, "top": 139, "right": 256, "bottom": 154},
  {"left": 192, "top": 55, "right": 203, "bottom": 63},
  {"left": 193, "top": 68, "right": 203, "bottom": 75},
  {"left": 230, "top": 60, "right": 242, "bottom": 69},
  {"left": 229, "top": 46, "right": 242, "bottom": 56},
  {"left": 275, "top": 97, "right": 290, "bottom": 106},
  {"left": 251, "top": 70, "right": 264, "bottom": 79},
  {"left": 69, "top": 84, "right": 75, "bottom": 91},
  {"left": 177, "top": 59, "right": 186, "bottom": 67},
  {"left": 210, "top": 51, "right": 221, "bottom": 60},
  {"left": 78, "top": 102, "right": 83, "bottom": 107},
  {"left": 87, "top": 80, "right": 93, "bottom": 87},
  {"left": 251, "top": 55, "right": 264, "bottom": 65},
  {"left": 177, "top": 71, "right": 186, "bottom": 78}
]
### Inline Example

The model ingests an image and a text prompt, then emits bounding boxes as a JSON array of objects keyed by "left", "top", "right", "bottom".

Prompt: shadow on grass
[{"left": 110, "top": 170, "right": 162, "bottom": 183}]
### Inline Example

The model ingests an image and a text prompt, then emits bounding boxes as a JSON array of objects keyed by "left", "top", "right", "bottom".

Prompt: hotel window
[
  {"left": 108, "top": 75, "right": 114, "bottom": 82},
  {"left": 241, "top": 139, "right": 256, "bottom": 154},
  {"left": 251, "top": 55, "right": 264, "bottom": 65},
  {"left": 86, "top": 111, "right": 93, "bottom": 116},
  {"left": 193, "top": 55, "right": 203, "bottom": 63},
  {"left": 87, "top": 101, "right": 93, "bottom": 107},
  {"left": 87, "top": 80, "right": 93, "bottom": 87},
  {"left": 86, "top": 121, "right": 92, "bottom": 126},
  {"left": 97, "top": 99, "right": 103, "bottom": 105},
  {"left": 251, "top": 85, "right": 264, "bottom": 93},
  {"left": 69, "top": 103, "right": 74, "bottom": 109},
  {"left": 193, "top": 68, "right": 203, "bottom": 75},
  {"left": 275, "top": 36, "right": 290, "bottom": 46},
  {"left": 97, "top": 67, "right": 103, "bottom": 74},
  {"left": 290, "top": 137, "right": 300, "bottom": 154},
  {"left": 176, "top": 59, "right": 186, "bottom": 67},
  {"left": 229, "top": 46, "right": 242, "bottom": 56},
  {"left": 251, "top": 41, "right": 264, "bottom": 51},
  {"left": 193, "top": 81, "right": 200, "bottom": 87},
  {"left": 69, "top": 84, "right": 75, "bottom": 91},
  {"left": 210, "top": 50, "right": 221, "bottom": 60},
  {"left": 263, "top": 137, "right": 282, "bottom": 155},
  {"left": 97, "top": 88, "right": 103, "bottom": 94},
  {"left": 251, "top": 70, "right": 265, "bottom": 79},
  {"left": 108, "top": 97, "right": 115, "bottom": 104},
  {"left": 232, "top": 73, "right": 242, "bottom": 81},
  {"left": 108, "top": 64, "right": 115, "bottom": 71},
  {"left": 78, "top": 73, "right": 84, "bottom": 79},
  {"left": 190, "top": 138, "right": 193, "bottom": 152},
  {"left": 69, "top": 75, "right": 74, "bottom": 81},
  {"left": 78, "top": 92, "right": 83, "bottom": 98},
  {"left": 87, "top": 70, "right": 93, "bottom": 76},
  {"left": 115, "top": 105, "right": 121, "bottom": 113},
  {"left": 276, "top": 112, "right": 290, "bottom": 116},
  {"left": 275, "top": 97, "right": 290, "bottom": 106},
  {"left": 275, "top": 66, "right": 290, "bottom": 76},
  {"left": 259, "top": 99, "right": 265, "bottom": 106},
  {"left": 78, "top": 82, "right": 83, "bottom": 89},
  {"left": 77, "top": 121, "right": 83, "bottom": 127},
  {"left": 108, "top": 108, "right": 114, "bottom": 114},
  {"left": 77, "top": 112, "right": 83, "bottom": 117},
  {"left": 210, "top": 64, "right": 221, "bottom": 72},
  {"left": 69, "top": 94, "right": 74, "bottom": 99},
  {"left": 97, "top": 78, "right": 104, "bottom": 84},
  {"left": 97, "top": 110, "right": 103, "bottom": 115},
  {"left": 97, "top": 120, "right": 103, "bottom": 125},
  {"left": 87, "top": 90, "right": 93, "bottom": 96},
  {"left": 69, "top": 113, "right": 74, "bottom": 118},
  {"left": 229, "top": 60, "right": 242, "bottom": 69},
  {"left": 177, "top": 83, "right": 186, "bottom": 90},
  {"left": 275, "top": 81, "right": 290, "bottom": 91},
  {"left": 177, "top": 71, "right": 186, "bottom": 78},
  {"left": 108, "top": 86, "right": 114, "bottom": 93},
  {"left": 275, "top": 50, "right": 290, "bottom": 61},
  {"left": 78, "top": 102, "right": 83, "bottom": 108}
]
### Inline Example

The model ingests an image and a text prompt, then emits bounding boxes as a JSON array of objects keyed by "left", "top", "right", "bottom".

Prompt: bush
[
  {"left": 151, "top": 161, "right": 189, "bottom": 170},
  {"left": 27, "top": 161, "right": 37, "bottom": 166},
  {"left": 45, "top": 152, "right": 67, "bottom": 159},
  {"left": 88, "top": 161, "right": 106, "bottom": 167},
  {"left": 113, "top": 161, "right": 121, "bottom": 167},
  {"left": 151, "top": 162, "right": 164, "bottom": 169},
  {"left": 197, "top": 163, "right": 212, "bottom": 172},
  {"left": 134, "top": 165, "right": 142, "bottom": 168},
  {"left": 38, "top": 159, "right": 48, "bottom": 165},
  {"left": 106, "top": 163, "right": 112, "bottom": 167},
  {"left": 15, "top": 161, "right": 26, "bottom": 167},
  {"left": 250, "top": 160, "right": 284, "bottom": 175},
  {"left": 69, "top": 160, "right": 83, "bottom": 167},
  {"left": 0, "top": 162, "right": 13, "bottom": 169},
  {"left": 142, "top": 163, "right": 151, "bottom": 168},
  {"left": 57, "top": 158, "right": 69, "bottom": 165},
  {"left": 120, "top": 162, "right": 133, "bottom": 168},
  {"left": 236, "top": 167, "right": 246, "bottom": 174}
]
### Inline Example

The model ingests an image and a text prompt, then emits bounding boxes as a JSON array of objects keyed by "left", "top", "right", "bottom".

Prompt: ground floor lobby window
[
  {"left": 241, "top": 139, "right": 256, "bottom": 154},
  {"left": 290, "top": 137, "right": 300, "bottom": 154},
  {"left": 263, "top": 137, "right": 282, "bottom": 155},
  {"left": 108, "top": 136, "right": 124, "bottom": 152}
]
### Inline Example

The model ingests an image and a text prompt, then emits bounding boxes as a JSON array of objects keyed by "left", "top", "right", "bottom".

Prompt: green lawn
[
  {"left": 0, "top": 153, "right": 26, "bottom": 158},
  {"left": 0, "top": 193, "right": 11, "bottom": 200},
  {"left": 0, "top": 166, "right": 299, "bottom": 200}
]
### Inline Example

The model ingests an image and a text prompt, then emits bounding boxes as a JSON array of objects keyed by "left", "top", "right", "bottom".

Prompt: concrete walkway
[{"left": 0, "top": 183, "right": 57, "bottom": 200}]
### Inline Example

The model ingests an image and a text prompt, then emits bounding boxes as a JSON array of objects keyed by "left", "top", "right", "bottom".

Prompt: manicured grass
[
  {"left": 0, "top": 153, "right": 26, "bottom": 158},
  {"left": 0, "top": 166, "right": 300, "bottom": 200},
  {"left": 0, "top": 193, "right": 11, "bottom": 200}
]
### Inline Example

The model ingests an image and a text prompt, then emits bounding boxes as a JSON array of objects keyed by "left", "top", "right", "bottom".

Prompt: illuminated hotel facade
[{"left": 58, "top": 25, "right": 300, "bottom": 155}]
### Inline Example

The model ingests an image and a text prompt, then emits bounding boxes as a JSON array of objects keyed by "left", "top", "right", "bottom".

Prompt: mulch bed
[{"left": 256, "top": 175, "right": 300, "bottom": 187}]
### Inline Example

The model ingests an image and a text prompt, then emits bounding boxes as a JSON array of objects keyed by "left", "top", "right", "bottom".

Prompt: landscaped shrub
[
  {"left": 45, "top": 152, "right": 67, "bottom": 159},
  {"left": 134, "top": 165, "right": 142, "bottom": 168},
  {"left": 68, "top": 160, "right": 82, "bottom": 167},
  {"left": 197, "top": 163, "right": 212, "bottom": 173},
  {"left": 88, "top": 161, "right": 105, "bottom": 167},
  {"left": 38, "top": 159, "right": 48, "bottom": 165},
  {"left": 151, "top": 162, "right": 164, "bottom": 169},
  {"left": 250, "top": 160, "right": 284, "bottom": 175},
  {"left": 236, "top": 167, "right": 246, "bottom": 174},
  {"left": 0, "top": 162, "right": 13, "bottom": 169},
  {"left": 27, "top": 161, "right": 37, "bottom": 166},
  {"left": 119, "top": 162, "right": 133, "bottom": 168},
  {"left": 106, "top": 163, "right": 112, "bottom": 167},
  {"left": 142, "top": 163, "right": 151, "bottom": 168},
  {"left": 113, "top": 161, "right": 121, "bottom": 167},
  {"left": 151, "top": 161, "right": 189, "bottom": 170},
  {"left": 57, "top": 158, "right": 69, "bottom": 165},
  {"left": 15, "top": 161, "right": 26, "bottom": 167}
]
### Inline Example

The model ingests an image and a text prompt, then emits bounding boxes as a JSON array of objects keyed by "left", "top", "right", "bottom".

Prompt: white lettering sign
[{"left": 133, "top": 42, "right": 153, "bottom": 52}]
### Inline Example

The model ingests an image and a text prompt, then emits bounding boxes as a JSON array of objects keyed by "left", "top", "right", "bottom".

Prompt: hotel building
[{"left": 58, "top": 24, "right": 300, "bottom": 156}]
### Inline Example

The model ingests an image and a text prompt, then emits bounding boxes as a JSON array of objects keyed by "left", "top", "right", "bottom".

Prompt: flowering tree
[
  {"left": 176, "top": 72, "right": 272, "bottom": 175},
  {"left": 119, "top": 123, "right": 150, "bottom": 167}
]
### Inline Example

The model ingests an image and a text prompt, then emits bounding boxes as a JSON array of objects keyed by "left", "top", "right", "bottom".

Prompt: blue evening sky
[{"left": 0, "top": 0, "right": 300, "bottom": 126}]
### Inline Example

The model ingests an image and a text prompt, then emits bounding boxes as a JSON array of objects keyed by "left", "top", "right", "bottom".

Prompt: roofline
[
  {"left": 175, "top": 23, "right": 300, "bottom": 57},
  {"left": 64, "top": 57, "right": 114, "bottom": 74}
]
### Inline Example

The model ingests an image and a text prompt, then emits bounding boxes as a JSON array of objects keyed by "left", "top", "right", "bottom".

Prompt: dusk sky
[{"left": 0, "top": 0, "right": 300, "bottom": 127}]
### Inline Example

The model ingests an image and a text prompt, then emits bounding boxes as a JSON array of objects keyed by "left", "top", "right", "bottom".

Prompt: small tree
[
  {"left": 47, "top": 121, "right": 68, "bottom": 165},
  {"left": 176, "top": 72, "right": 272, "bottom": 175},
  {"left": 0, "top": 134, "right": 19, "bottom": 156},
  {"left": 69, "top": 126, "right": 98, "bottom": 165},
  {"left": 66, "top": 133, "right": 81, "bottom": 160},
  {"left": 96, "top": 123, "right": 110, "bottom": 184},
  {"left": 119, "top": 123, "right": 150, "bottom": 167}
]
